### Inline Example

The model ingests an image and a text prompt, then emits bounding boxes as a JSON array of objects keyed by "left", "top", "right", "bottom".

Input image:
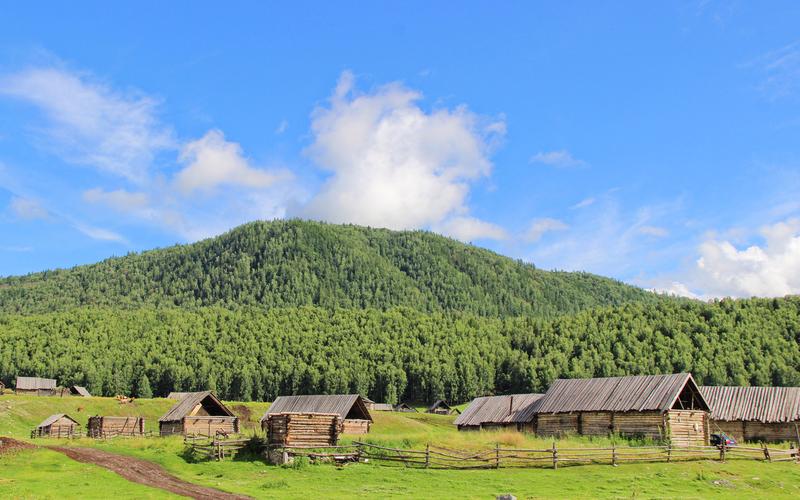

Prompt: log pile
[{"left": 264, "top": 412, "right": 340, "bottom": 447}]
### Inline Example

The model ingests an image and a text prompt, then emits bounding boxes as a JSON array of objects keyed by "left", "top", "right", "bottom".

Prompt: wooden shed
[
  {"left": 68, "top": 386, "right": 91, "bottom": 397},
  {"left": 701, "top": 386, "right": 800, "bottom": 443},
  {"left": 372, "top": 403, "right": 395, "bottom": 412},
  {"left": 427, "top": 400, "right": 460, "bottom": 415},
  {"left": 159, "top": 391, "right": 238, "bottom": 437},
  {"left": 34, "top": 414, "right": 79, "bottom": 438},
  {"left": 263, "top": 413, "right": 341, "bottom": 447},
  {"left": 87, "top": 416, "right": 146, "bottom": 438},
  {"left": 455, "top": 393, "right": 544, "bottom": 432},
  {"left": 264, "top": 394, "right": 373, "bottom": 434},
  {"left": 533, "top": 373, "right": 710, "bottom": 446},
  {"left": 15, "top": 376, "right": 57, "bottom": 396},
  {"left": 394, "top": 402, "right": 418, "bottom": 413}
]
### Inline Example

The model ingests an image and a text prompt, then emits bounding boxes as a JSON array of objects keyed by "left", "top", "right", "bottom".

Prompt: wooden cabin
[
  {"left": 394, "top": 402, "right": 418, "bottom": 413},
  {"left": 701, "top": 386, "right": 800, "bottom": 443},
  {"left": 427, "top": 400, "right": 460, "bottom": 415},
  {"left": 159, "top": 391, "right": 238, "bottom": 437},
  {"left": 264, "top": 394, "right": 373, "bottom": 434},
  {"left": 533, "top": 373, "right": 710, "bottom": 446},
  {"left": 263, "top": 413, "right": 341, "bottom": 447},
  {"left": 15, "top": 376, "right": 57, "bottom": 396},
  {"left": 68, "top": 386, "right": 91, "bottom": 397},
  {"left": 372, "top": 403, "right": 395, "bottom": 412},
  {"left": 87, "top": 416, "right": 146, "bottom": 438},
  {"left": 455, "top": 393, "right": 544, "bottom": 431},
  {"left": 34, "top": 414, "right": 79, "bottom": 438}
]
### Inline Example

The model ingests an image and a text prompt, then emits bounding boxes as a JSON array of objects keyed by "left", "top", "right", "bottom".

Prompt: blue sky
[{"left": 1, "top": 2, "right": 800, "bottom": 298}]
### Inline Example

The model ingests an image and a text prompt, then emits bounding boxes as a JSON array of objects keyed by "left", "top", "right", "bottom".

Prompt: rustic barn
[
  {"left": 701, "top": 386, "right": 800, "bottom": 443},
  {"left": 372, "top": 403, "right": 395, "bottom": 411},
  {"left": 159, "top": 391, "right": 238, "bottom": 437},
  {"left": 87, "top": 416, "right": 146, "bottom": 438},
  {"left": 68, "top": 386, "right": 91, "bottom": 397},
  {"left": 395, "top": 403, "right": 418, "bottom": 412},
  {"left": 533, "top": 373, "right": 710, "bottom": 446},
  {"left": 263, "top": 413, "right": 341, "bottom": 447},
  {"left": 361, "top": 396, "right": 376, "bottom": 410},
  {"left": 427, "top": 400, "right": 460, "bottom": 415},
  {"left": 264, "top": 395, "right": 373, "bottom": 434},
  {"left": 34, "top": 414, "right": 79, "bottom": 438},
  {"left": 455, "top": 393, "right": 544, "bottom": 432},
  {"left": 167, "top": 392, "right": 190, "bottom": 400},
  {"left": 15, "top": 376, "right": 57, "bottom": 396}
]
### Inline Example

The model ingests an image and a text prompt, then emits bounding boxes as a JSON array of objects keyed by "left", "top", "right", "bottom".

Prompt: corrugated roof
[
  {"left": 535, "top": 373, "right": 708, "bottom": 414},
  {"left": 701, "top": 386, "right": 800, "bottom": 423},
  {"left": 16, "top": 376, "right": 57, "bottom": 390},
  {"left": 71, "top": 386, "right": 91, "bottom": 397},
  {"left": 454, "top": 393, "right": 544, "bottom": 427},
  {"left": 263, "top": 395, "right": 372, "bottom": 422},
  {"left": 38, "top": 414, "right": 78, "bottom": 428},
  {"left": 159, "top": 391, "right": 234, "bottom": 422}
]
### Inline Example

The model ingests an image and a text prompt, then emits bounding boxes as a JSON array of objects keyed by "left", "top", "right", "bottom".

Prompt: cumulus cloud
[
  {"left": 9, "top": 196, "right": 48, "bottom": 220},
  {"left": 0, "top": 67, "right": 173, "bottom": 182},
  {"left": 524, "top": 218, "right": 569, "bottom": 243},
  {"left": 83, "top": 188, "right": 149, "bottom": 212},
  {"left": 691, "top": 218, "right": 800, "bottom": 297},
  {"left": 175, "top": 129, "right": 288, "bottom": 194},
  {"left": 300, "top": 71, "right": 503, "bottom": 231},
  {"left": 530, "top": 149, "right": 586, "bottom": 168},
  {"left": 436, "top": 216, "right": 508, "bottom": 242}
]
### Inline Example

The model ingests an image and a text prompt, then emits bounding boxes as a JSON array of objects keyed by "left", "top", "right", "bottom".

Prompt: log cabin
[
  {"left": 159, "top": 391, "right": 238, "bottom": 437},
  {"left": 263, "top": 394, "right": 373, "bottom": 434},
  {"left": 262, "top": 412, "right": 341, "bottom": 447},
  {"left": 34, "top": 414, "right": 79, "bottom": 438},
  {"left": 15, "top": 376, "right": 57, "bottom": 396},
  {"left": 427, "top": 400, "right": 460, "bottom": 415},
  {"left": 68, "top": 386, "right": 91, "bottom": 397},
  {"left": 533, "top": 373, "right": 710, "bottom": 446},
  {"left": 455, "top": 393, "right": 544, "bottom": 431},
  {"left": 701, "top": 385, "right": 800, "bottom": 443}
]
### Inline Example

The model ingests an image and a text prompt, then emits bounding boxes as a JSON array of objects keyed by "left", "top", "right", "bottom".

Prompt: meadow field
[{"left": 1, "top": 394, "right": 799, "bottom": 499}]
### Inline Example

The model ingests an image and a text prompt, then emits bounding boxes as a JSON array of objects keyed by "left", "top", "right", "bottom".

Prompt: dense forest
[
  {"left": 1, "top": 297, "right": 798, "bottom": 403},
  {"left": 0, "top": 219, "right": 661, "bottom": 317}
]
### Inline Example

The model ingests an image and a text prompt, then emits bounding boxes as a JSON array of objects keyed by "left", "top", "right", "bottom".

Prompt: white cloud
[
  {"left": 639, "top": 225, "right": 669, "bottom": 237},
  {"left": 300, "top": 71, "right": 503, "bottom": 231},
  {"left": 571, "top": 197, "right": 596, "bottom": 209},
  {"left": 530, "top": 149, "right": 586, "bottom": 168},
  {"left": 275, "top": 120, "right": 288, "bottom": 134},
  {"left": 10, "top": 196, "right": 48, "bottom": 220},
  {"left": 436, "top": 216, "right": 508, "bottom": 242},
  {"left": 652, "top": 281, "right": 699, "bottom": 299},
  {"left": 83, "top": 188, "right": 149, "bottom": 212},
  {"left": 524, "top": 218, "right": 568, "bottom": 243},
  {"left": 74, "top": 223, "right": 126, "bottom": 243},
  {"left": 175, "top": 129, "right": 288, "bottom": 194},
  {"left": 690, "top": 218, "right": 800, "bottom": 297},
  {"left": 752, "top": 40, "right": 800, "bottom": 99},
  {"left": 0, "top": 67, "right": 173, "bottom": 182}
]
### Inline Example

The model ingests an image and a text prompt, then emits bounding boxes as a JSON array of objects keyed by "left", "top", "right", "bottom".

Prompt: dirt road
[{"left": 51, "top": 446, "right": 252, "bottom": 500}]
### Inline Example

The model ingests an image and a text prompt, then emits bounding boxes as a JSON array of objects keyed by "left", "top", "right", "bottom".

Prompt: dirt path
[{"left": 50, "top": 446, "right": 252, "bottom": 500}]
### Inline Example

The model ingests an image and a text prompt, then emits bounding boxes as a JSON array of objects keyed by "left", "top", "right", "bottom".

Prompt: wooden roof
[
  {"left": 16, "top": 376, "right": 57, "bottom": 390},
  {"left": 372, "top": 403, "right": 395, "bottom": 411},
  {"left": 159, "top": 391, "right": 234, "bottom": 422},
  {"left": 454, "top": 393, "right": 544, "bottom": 427},
  {"left": 428, "top": 400, "right": 452, "bottom": 412},
  {"left": 166, "top": 392, "right": 190, "bottom": 400},
  {"left": 263, "top": 395, "right": 372, "bottom": 422},
  {"left": 535, "top": 373, "right": 709, "bottom": 414},
  {"left": 70, "top": 386, "right": 91, "bottom": 397},
  {"left": 701, "top": 386, "right": 800, "bottom": 423},
  {"left": 38, "top": 414, "right": 78, "bottom": 428}
]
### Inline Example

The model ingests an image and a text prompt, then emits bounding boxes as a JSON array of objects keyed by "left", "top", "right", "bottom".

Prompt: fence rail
[{"left": 184, "top": 435, "right": 251, "bottom": 460}]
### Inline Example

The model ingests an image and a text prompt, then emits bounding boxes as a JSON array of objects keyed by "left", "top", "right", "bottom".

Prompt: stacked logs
[{"left": 264, "top": 412, "right": 340, "bottom": 447}]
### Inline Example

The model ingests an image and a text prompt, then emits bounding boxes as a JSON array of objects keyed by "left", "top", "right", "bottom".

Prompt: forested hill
[{"left": 0, "top": 219, "right": 663, "bottom": 316}]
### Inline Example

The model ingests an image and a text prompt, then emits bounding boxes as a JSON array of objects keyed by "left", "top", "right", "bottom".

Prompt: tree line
[{"left": 1, "top": 297, "right": 797, "bottom": 403}]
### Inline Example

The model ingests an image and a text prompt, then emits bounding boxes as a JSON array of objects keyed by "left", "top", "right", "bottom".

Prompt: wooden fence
[
  {"left": 343, "top": 442, "right": 799, "bottom": 469},
  {"left": 184, "top": 434, "right": 251, "bottom": 461}
]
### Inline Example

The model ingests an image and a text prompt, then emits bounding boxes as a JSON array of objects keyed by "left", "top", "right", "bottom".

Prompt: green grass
[{"left": 2, "top": 394, "right": 799, "bottom": 499}]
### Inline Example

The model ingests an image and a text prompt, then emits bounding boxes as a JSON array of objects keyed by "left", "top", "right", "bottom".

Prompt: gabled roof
[
  {"left": 263, "top": 394, "right": 372, "bottom": 422},
  {"left": 167, "top": 392, "right": 190, "bottom": 400},
  {"left": 159, "top": 391, "right": 234, "bottom": 422},
  {"left": 372, "top": 403, "right": 395, "bottom": 411},
  {"left": 535, "top": 373, "right": 709, "bottom": 414},
  {"left": 701, "top": 386, "right": 800, "bottom": 423},
  {"left": 38, "top": 414, "right": 78, "bottom": 428},
  {"left": 454, "top": 393, "right": 544, "bottom": 426},
  {"left": 70, "top": 386, "right": 91, "bottom": 397},
  {"left": 395, "top": 402, "right": 418, "bottom": 411},
  {"left": 428, "top": 400, "right": 452, "bottom": 412},
  {"left": 16, "top": 376, "right": 57, "bottom": 390}
]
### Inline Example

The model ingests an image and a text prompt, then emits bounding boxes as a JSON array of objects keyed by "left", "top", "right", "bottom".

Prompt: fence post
[
  {"left": 667, "top": 443, "right": 672, "bottom": 463},
  {"left": 495, "top": 443, "right": 500, "bottom": 469},
  {"left": 764, "top": 445, "right": 771, "bottom": 463},
  {"left": 611, "top": 444, "right": 616, "bottom": 466},
  {"left": 552, "top": 441, "right": 558, "bottom": 470},
  {"left": 425, "top": 444, "right": 430, "bottom": 469},
  {"left": 719, "top": 443, "right": 726, "bottom": 463}
]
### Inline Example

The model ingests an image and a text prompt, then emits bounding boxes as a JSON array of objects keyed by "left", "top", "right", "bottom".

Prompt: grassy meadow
[{"left": 2, "top": 394, "right": 799, "bottom": 499}]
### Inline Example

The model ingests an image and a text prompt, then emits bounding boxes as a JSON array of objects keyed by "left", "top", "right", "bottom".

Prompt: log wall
[
  {"left": 159, "top": 421, "right": 183, "bottom": 436},
  {"left": 87, "top": 416, "right": 145, "bottom": 437},
  {"left": 614, "top": 411, "right": 666, "bottom": 441},
  {"left": 342, "top": 418, "right": 371, "bottom": 434},
  {"left": 183, "top": 416, "right": 238, "bottom": 437},
  {"left": 38, "top": 416, "right": 77, "bottom": 437},
  {"left": 710, "top": 419, "right": 800, "bottom": 443},
  {"left": 265, "top": 413, "right": 340, "bottom": 447},
  {"left": 667, "top": 410, "right": 708, "bottom": 446},
  {"left": 536, "top": 414, "right": 579, "bottom": 436}
]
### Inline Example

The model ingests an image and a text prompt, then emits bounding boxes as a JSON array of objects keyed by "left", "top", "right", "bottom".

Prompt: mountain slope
[{"left": 0, "top": 219, "right": 664, "bottom": 316}]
